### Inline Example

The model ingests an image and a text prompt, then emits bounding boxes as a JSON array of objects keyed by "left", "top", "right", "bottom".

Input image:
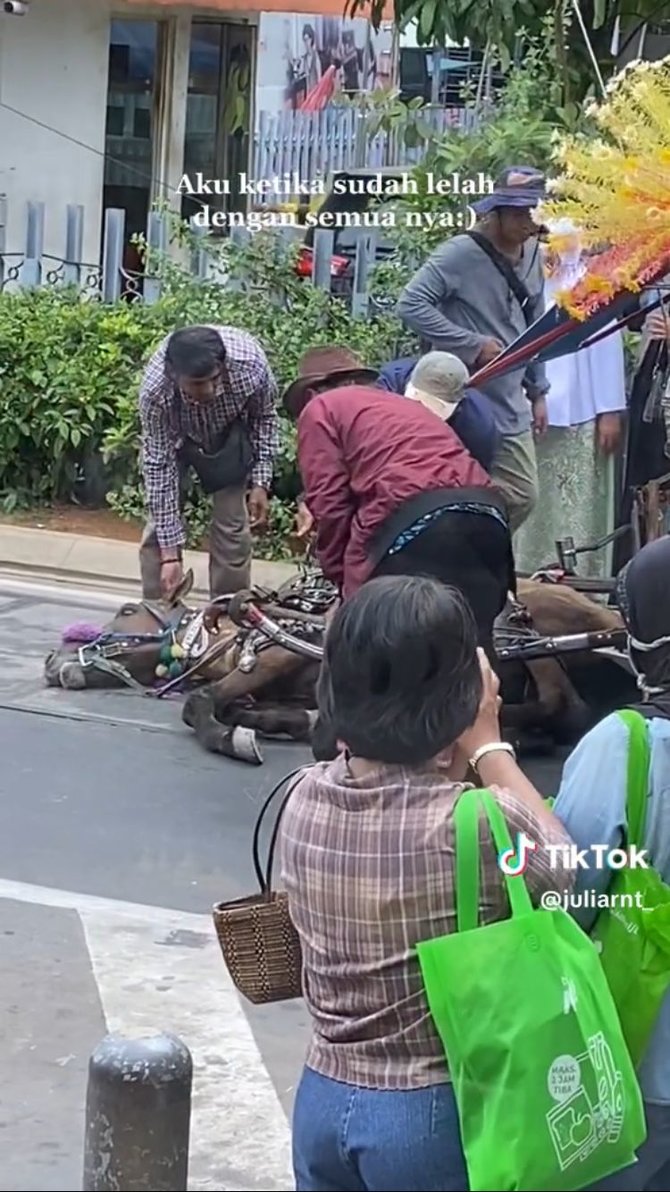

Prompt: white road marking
[
  {"left": 0, "top": 878, "right": 207, "bottom": 925},
  {"left": 0, "top": 879, "right": 293, "bottom": 1192},
  {"left": 0, "top": 575, "right": 131, "bottom": 609}
]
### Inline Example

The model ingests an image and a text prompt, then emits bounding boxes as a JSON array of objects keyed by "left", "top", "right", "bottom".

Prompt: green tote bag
[
  {"left": 591, "top": 709, "right": 670, "bottom": 1066},
  {"left": 416, "top": 788, "right": 645, "bottom": 1192}
]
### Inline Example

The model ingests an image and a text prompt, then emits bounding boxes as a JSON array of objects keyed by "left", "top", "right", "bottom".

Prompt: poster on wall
[{"left": 256, "top": 13, "right": 395, "bottom": 119}]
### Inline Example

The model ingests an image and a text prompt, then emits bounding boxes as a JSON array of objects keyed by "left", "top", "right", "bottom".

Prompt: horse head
[
  {"left": 45, "top": 570, "right": 200, "bottom": 690},
  {"left": 103, "top": 568, "right": 196, "bottom": 637}
]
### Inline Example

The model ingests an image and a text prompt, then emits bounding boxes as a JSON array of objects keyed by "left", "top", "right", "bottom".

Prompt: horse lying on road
[
  {"left": 43, "top": 567, "right": 636, "bottom": 764},
  {"left": 43, "top": 568, "right": 329, "bottom": 764}
]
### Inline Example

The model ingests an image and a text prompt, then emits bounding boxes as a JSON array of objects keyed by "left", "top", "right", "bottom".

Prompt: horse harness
[
  {"left": 209, "top": 569, "right": 336, "bottom": 673},
  {"left": 77, "top": 571, "right": 338, "bottom": 695},
  {"left": 493, "top": 596, "right": 541, "bottom": 653},
  {"left": 77, "top": 600, "right": 207, "bottom": 693}
]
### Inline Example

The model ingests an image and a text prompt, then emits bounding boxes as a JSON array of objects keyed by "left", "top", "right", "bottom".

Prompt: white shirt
[{"left": 543, "top": 260, "right": 627, "bottom": 427}]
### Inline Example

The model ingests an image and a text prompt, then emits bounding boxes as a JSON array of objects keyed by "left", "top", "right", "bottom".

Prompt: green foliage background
[
  {"left": 0, "top": 49, "right": 625, "bottom": 558},
  {"left": 0, "top": 234, "right": 407, "bottom": 558}
]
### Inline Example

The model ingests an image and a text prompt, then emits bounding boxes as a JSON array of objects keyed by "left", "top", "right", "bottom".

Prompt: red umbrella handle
[{"left": 469, "top": 320, "right": 577, "bottom": 388}]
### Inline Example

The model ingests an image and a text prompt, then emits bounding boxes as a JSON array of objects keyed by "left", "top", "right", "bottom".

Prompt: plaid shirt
[
  {"left": 279, "top": 755, "right": 574, "bottom": 1090},
  {"left": 139, "top": 326, "right": 279, "bottom": 549}
]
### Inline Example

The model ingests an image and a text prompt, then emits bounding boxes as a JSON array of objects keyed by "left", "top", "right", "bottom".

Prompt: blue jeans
[
  {"left": 293, "top": 1070, "right": 670, "bottom": 1192},
  {"left": 292, "top": 1067, "right": 469, "bottom": 1191},
  {"left": 587, "top": 1103, "right": 670, "bottom": 1191}
]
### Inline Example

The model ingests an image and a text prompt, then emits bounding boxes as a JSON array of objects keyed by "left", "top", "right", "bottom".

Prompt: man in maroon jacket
[{"left": 283, "top": 347, "right": 515, "bottom": 663}]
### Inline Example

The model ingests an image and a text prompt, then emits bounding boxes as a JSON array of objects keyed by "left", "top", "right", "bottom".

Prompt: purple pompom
[{"left": 61, "top": 622, "right": 102, "bottom": 644}]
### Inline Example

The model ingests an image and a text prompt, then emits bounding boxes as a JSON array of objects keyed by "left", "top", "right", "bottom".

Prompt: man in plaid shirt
[{"left": 138, "top": 325, "right": 279, "bottom": 599}]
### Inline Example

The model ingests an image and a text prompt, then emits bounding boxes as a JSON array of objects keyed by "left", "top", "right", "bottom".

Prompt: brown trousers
[{"left": 140, "top": 486, "right": 252, "bottom": 600}]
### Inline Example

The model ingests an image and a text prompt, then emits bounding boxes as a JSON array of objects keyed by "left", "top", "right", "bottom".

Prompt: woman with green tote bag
[
  {"left": 280, "top": 574, "right": 584, "bottom": 1192},
  {"left": 553, "top": 537, "right": 670, "bottom": 1190},
  {"left": 417, "top": 786, "right": 645, "bottom": 1190}
]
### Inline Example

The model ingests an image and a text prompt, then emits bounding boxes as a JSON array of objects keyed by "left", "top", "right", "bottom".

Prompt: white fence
[{"left": 253, "top": 105, "right": 475, "bottom": 200}]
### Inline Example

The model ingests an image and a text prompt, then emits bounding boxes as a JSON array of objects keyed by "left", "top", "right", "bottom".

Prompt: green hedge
[{"left": 0, "top": 233, "right": 409, "bottom": 558}]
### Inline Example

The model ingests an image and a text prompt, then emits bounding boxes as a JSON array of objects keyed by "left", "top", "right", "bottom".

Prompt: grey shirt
[{"left": 396, "top": 233, "right": 548, "bottom": 436}]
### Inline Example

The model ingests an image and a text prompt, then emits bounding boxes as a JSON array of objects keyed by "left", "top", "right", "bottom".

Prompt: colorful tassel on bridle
[{"left": 61, "top": 623, "right": 103, "bottom": 644}]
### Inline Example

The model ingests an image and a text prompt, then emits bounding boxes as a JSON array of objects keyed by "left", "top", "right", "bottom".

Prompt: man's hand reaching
[
  {"left": 247, "top": 486, "right": 269, "bottom": 531},
  {"left": 296, "top": 500, "right": 315, "bottom": 539}
]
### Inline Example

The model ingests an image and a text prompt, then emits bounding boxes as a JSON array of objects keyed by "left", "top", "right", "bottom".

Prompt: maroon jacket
[{"left": 297, "top": 385, "right": 493, "bottom": 596}]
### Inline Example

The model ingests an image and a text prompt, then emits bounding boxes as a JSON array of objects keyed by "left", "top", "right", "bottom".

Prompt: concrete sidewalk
[{"left": 0, "top": 523, "right": 297, "bottom": 598}]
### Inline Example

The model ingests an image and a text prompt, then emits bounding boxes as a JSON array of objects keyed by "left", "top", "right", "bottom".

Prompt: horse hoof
[
  {"left": 59, "top": 660, "right": 87, "bottom": 690},
  {"left": 230, "top": 726, "right": 263, "bottom": 765}
]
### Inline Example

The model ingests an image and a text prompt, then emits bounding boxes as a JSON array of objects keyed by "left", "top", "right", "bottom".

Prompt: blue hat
[{"left": 472, "top": 165, "right": 546, "bottom": 216}]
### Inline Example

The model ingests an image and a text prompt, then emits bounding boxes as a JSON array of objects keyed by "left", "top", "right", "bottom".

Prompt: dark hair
[
  {"left": 302, "top": 23, "right": 316, "bottom": 43},
  {"left": 317, "top": 576, "right": 482, "bottom": 765},
  {"left": 165, "top": 326, "right": 226, "bottom": 379}
]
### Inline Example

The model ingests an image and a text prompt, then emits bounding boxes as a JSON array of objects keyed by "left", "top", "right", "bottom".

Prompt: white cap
[
  {"left": 407, "top": 355, "right": 464, "bottom": 402},
  {"left": 407, "top": 352, "right": 469, "bottom": 407}
]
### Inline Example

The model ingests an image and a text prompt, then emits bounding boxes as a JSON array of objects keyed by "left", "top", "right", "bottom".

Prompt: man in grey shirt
[{"left": 397, "top": 166, "right": 550, "bottom": 532}]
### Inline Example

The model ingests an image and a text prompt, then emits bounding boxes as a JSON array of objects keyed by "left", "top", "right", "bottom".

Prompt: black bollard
[{"left": 82, "top": 1032, "right": 192, "bottom": 1192}]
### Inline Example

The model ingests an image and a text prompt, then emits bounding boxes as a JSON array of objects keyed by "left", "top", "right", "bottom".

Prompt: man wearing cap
[
  {"left": 294, "top": 349, "right": 499, "bottom": 539},
  {"left": 283, "top": 346, "right": 515, "bottom": 665},
  {"left": 397, "top": 165, "right": 549, "bottom": 533},
  {"left": 379, "top": 352, "right": 500, "bottom": 471}
]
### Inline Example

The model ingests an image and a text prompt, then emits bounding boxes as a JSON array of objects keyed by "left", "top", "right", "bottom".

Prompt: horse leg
[
  {"left": 183, "top": 647, "right": 308, "bottom": 763},
  {"left": 229, "top": 701, "right": 317, "bottom": 742},
  {"left": 189, "top": 647, "right": 308, "bottom": 718},
  {"left": 183, "top": 688, "right": 263, "bottom": 764},
  {"left": 499, "top": 657, "right": 588, "bottom": 754},
  {"left": 523, "top": 659, "right": 590, "bottom": 743}
]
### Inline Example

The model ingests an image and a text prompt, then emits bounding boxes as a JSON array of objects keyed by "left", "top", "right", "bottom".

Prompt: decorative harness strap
[{"left": 77, "top": 601, "right": 195, "bottom": 692}]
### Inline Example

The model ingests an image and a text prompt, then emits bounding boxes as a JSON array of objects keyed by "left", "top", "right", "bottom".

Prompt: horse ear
[
  {"left": 166, "top": 568, "right": 194, "bottom": 605},
  {"left": 176, "top": 568, "right": 194, "bottom": 602}
]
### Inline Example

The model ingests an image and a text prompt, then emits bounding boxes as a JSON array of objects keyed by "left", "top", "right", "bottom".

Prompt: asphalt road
[{"left": 0, "top": 576, "right": 567, "bottom": 1192}]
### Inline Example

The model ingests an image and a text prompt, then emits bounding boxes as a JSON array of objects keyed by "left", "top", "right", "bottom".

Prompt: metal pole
[
  {"left": 571, "top": 0, "right": 607, "bottom": 97},
  {"left": 82, "top": 1032, "right": 192, "bottom": 1192},
  {"left": 351, "top": 229, "right": 376, "bottom": 319},
  {"left": 64, "top": 205, "right": 84, "bottom": 288},
  {"left": 22, "top": 200, "right": 45, "bottom": 289},
  {"left": 143, "top": 210, "right": 167, "bottom": 304},
  {"left": 0, "top": 194, "right": 6, "bottom": 292},
  {"left": 431, "top": 46, "right": 441, "bottom": 106},
  {"left": 312, "top": 228, "right": 334, "bottom": 292},
  {"left": 189, "top": 220, "right": 209, "bottom": 280},
  {"left": 101, "top": 208, "right": 126, "bottom": 303}
]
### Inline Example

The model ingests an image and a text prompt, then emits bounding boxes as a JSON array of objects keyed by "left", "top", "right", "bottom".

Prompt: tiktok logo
[{"left": 498, "top": 832, "right": 538, "bottom": 875}]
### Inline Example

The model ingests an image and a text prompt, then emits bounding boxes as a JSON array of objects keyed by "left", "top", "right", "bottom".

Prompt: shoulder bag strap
[
  {"left": 454, "top": 787, "right": 534, "bottom": 932},
  {"left": 617, "top": 709, "right": 651, "bottom": 849},
  {"left": 454, "top": 788, "right": 483, "bottom": 933},
  {"left": 251, "top": 766, "right": 306, "bottom": 892},
  {"left": 467, "top": 231, "right": 534, "bottom": 327}
]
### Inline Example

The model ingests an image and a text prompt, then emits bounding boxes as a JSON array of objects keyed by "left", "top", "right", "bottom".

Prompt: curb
[{"left": 0, "top": 524, "right": 297, "bottom": 599}]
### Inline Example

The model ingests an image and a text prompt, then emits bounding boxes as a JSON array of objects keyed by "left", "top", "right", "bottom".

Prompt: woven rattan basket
[{"left": 213, "top": 769, "right": 304, "bottom": 1004}]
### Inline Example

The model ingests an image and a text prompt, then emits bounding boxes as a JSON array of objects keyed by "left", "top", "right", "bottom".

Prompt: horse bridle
[
  {"left": 75, "top": 574, "right": 335, "bottom": 696},
  {"left": 77, "top": 600, "right": 199, "bottom": 692}
]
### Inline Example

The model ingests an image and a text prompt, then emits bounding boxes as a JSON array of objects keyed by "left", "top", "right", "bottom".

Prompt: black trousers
[
  {"left": 311, "top": 509, "right": 513, "bottom": 761},
  {"left": 372, "top": 509, "right": 512, "bottom": 665}
]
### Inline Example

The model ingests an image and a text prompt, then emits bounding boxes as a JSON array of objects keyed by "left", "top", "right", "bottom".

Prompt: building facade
[{"left": 0, "top": 0, "right": 393, "bottom": 266}]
